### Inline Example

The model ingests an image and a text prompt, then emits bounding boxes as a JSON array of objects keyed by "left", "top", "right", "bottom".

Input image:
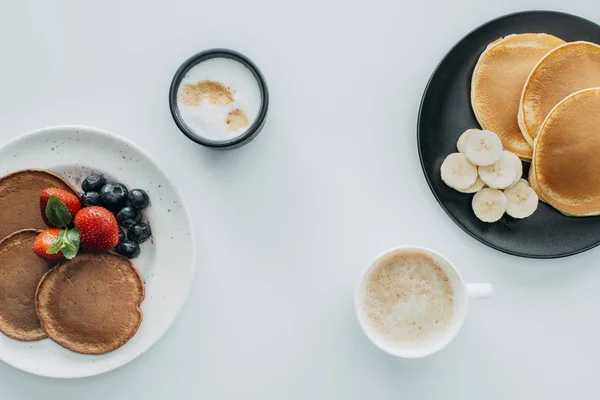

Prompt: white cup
[{"left": 354, "top": 246, "right": 493, "bottom": 358}]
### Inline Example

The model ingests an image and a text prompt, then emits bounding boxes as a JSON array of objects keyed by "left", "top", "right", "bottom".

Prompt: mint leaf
[
  {"left": 46, "top": 230, "right": 65, "bottom": 254},
  {"left": 45, "top": 195, "right": 72, "bottom": 227},
  {"left": 66, "top": 229, "right": 80, "bottom": 249},
  {"left": 45, "top": 228, "right": 80, "bottom": 260},
  {"left": 61, "top": 245, "right": 77, "bottom": 260}
]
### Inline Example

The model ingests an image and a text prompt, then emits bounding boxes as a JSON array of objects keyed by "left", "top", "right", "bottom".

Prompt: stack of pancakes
[
  {"left": 0, "top": 169, "right": 144, "bottom": 355},
  {"left": 471, "top": 36, "right": 600, "bottom": 216}
]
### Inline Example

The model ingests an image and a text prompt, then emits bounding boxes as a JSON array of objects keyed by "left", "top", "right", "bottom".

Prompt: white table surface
[{"left": 1, "top": 0, "right": 599, "bottom": 398}]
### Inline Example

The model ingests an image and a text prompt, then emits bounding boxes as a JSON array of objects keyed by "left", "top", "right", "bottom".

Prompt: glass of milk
[{"left": 169, "top": 49, "right": 269, "bottom": 150}]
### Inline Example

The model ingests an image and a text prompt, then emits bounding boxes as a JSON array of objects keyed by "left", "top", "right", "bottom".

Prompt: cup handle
[{"left": 466, "top": 283, "right": 493, "bottom": 299}]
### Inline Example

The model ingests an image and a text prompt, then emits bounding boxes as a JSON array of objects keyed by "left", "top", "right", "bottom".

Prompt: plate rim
[
  {"left": 0, "top": 125, "right": 197, "bottom": 378},
  {"left": 417, "top": 10, "right": 600, "bottom": 259}
]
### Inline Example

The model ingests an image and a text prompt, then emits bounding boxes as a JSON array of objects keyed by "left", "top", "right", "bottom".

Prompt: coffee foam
[
  {"left": 361, "top": 251, "right": 454, "bottom": 346},
  {"left": 176, "top": 57, "right": 261, "bottom": 142}
]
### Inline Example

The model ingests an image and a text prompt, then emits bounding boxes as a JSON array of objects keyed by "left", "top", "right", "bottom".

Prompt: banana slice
[
  {"left": 441, "top": 153, "right": 478, "bottom": 190},
  {"left": 478, "top": 151, "right": 517, "bottom": 189},
  {"left": 472, "top": 188, "right": 507, "bottom": 223},
  {"left": 458, "top": 177, "right": 485, "bottom": 193},
  {"left": 505, "top": 151, "right": 523, "bottom": 187},
  {"left": 464, "top": 130, "right": 503, "bottom": 166},
  {"left": 516, "top": 178, "right": 529, "bottom": 187},
  {"left": 504, "top": 180, "right": 539, "bottom": 219},
  {"left": 457, "top": 129, "right": 479, "bottom": 153}
]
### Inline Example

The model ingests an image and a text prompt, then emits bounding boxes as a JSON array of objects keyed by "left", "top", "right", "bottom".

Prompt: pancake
[
  {"left": 471, "top": 34, "right": 565, "bottom": 161},
  {"left": 36, "top": 252, "right": 144, "bottom": 355},
  {"left": 527, "top": 162, "right": 546, "bottom": 204},
  {"left": 519, "top": 41, "right": 600, "bottom": 146},
  {"left": 534, "top": 88, "right": 600, "bottom": 216},
  {"left": 0, "top": 169, "right": 78, "bottom": 240},
  {"left": 0, "top": 230, "right": 53, "bottom": 341}
]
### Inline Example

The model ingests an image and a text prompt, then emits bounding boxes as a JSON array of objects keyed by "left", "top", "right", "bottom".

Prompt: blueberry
[
  {"left": 99, "top": 183, "right": 128, "bottom": 211},
  {"left": 116, "top": 206, "right": 142, "bottom": 228},
  {"left": 80, "top": 192, "right": 102, "bottom": 207},
  {"left": 127, "top": 223, "right": 151, "bottom": 243},
  {"left": 127, "top": 189, "right": 150, "bottom": 209},
  {"left": 115, "top": 240, "right": 140, "bottom": 259},
  {"left": 118, "top": 226, "right": 125, "bottom": 243},
  {"left": 82, "top": 174, "right": 106, "bottom": 192}
]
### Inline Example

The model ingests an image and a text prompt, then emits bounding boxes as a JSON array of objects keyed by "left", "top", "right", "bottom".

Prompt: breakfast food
[
  {"left": 116, "top": 206, "right": 142, "bottom": 228},
  {"left": 458, "top": 177, "right": 485, "bottom": 194},
  {"left": 99, "top": 182, "right": 129, "bottom": 211},
  {"left": 176, "top": 57, "right": 262, "bottom": 141},
  {"left": 528, "top": 164, "right": 546, "bottom": 203},
  {"left": 40, "top": 188, "right": 81, "bottom": 227},
  {"left": 472, "top": 188, "right": 507, "bottom": 223},
  {"left": 81, "top": 174, "right": 106, "bottom": 192},
  {"left": 32, "top": 228, "right": 74, "bottom": 262},
  {"left": 32, "top": 176, "right": 150, "bottom": 261},
  {"left": 36, "top": 252, "right": 145, "bottom": 355},
  {"left": 519, "top": 41, "right": 600, "bottom": 145},
  {"left": 0, "top": 168, "right": 153, "bottom": 355},
  {"left": 360, "top": 250, "right": 454, "bottom": 345},
  {"left": 128, "top": 222, "right": 151, "bottom": 243},
  {"left": 471, "top": 33, "right": 565, "bottom": 161},
  {"left": 463, "top": 129, "right": 503, "bottom": 166},
  {"left": 440, "top": 153, "right": 478, "bottom": 190},
  {"left": 0, "top": 170, "right": 77, "bottom": 240},
  {"left": 127, "top": 189, "right": 150, "bottom": 209},
  {"left": 533, "top": 88, "right": 600, "bottom": 216},
  {"left": 504, "top": 180, "right": 539, "bottom": 219},
  {"left": 471, "top": 34, "right": 565, "bottom": 160},
  {"left": 80, "top": 191, "right": 102, "bottom": 207},
  {"left": 73, "top": 206, "right": 120, "bottom": 252},
  {"left": 0, "top": 230, "right": 52, "bottom": 342},
  {"left": 456, "top": 35, "right": 600, "bottom": 220},
  {"left": 456, "top": 129, "right": 480, "bottom": 154},
  {"left": 441, "top": 129, "right": 538, "bottom": 223},
  {"left": 478, "top": 151, "right": 519, "bottom": 190},
  {"left": 506, "top": 152, "right": 523, "bottom": 187},
  {"left": 79, "top": 176, "right": 151, "bottom": 259},
  {"left": 35, "top": 190, "right": 82, "bottom": 261},
  {"left": 115, "top": 241, "right": 141, "bottom": 259}
]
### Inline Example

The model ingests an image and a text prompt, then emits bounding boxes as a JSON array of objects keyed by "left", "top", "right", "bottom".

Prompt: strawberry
[
  {"left": 40, "top": 188, "right": 81, "bottom": 227},
  {"left": 33, "top": 228, "right": 80, "bottom": 262},
  {"left": 73, "top": 206, "right": 119, "bottom": 252}
]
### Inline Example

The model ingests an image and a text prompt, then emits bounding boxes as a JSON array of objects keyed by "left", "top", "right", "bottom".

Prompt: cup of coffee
[
  {"left": 354, "top": 246, "right": 493, "bottom": 358},
  {"left": 169, "top": 48, "right": 269, "bottom": 150}
]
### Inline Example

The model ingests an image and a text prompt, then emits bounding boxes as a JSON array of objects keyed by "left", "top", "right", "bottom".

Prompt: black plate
[{"left": 418, "top": 11, "right": 600, "bottom": 258}]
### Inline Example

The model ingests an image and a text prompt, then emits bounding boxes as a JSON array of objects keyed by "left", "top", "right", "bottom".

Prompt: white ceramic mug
[{"left": 354, "top": 246, "right": 493, "bottom": 358}]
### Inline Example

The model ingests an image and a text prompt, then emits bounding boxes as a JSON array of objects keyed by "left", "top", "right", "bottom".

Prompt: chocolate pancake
[
  {"left": 0, "top": 169, "right": 78, "bottom": 240},
  {"left": 0, "top": 230, "right": 53, "bottom": 341},
  {"left": 36, "top": 252, "right": 144, "bottom": 355}
]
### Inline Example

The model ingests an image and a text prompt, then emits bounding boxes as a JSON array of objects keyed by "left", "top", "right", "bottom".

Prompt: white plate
[{"left": 0, "top": 126, "right": 196, "bottom": 378}]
